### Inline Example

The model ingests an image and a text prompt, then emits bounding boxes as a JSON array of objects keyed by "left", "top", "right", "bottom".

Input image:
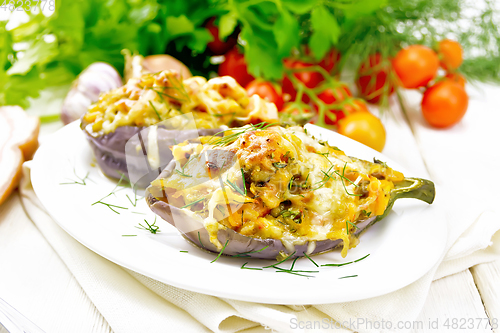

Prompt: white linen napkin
[{"left": 19, "top": 83, "right": 500, "bottom": 333}]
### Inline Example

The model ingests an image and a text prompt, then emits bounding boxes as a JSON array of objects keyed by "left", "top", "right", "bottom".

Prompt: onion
[
  {"left": 124, "top": 53, "right": 192, "bottom": 82},
  {"left": 61, "top": 63, "right": 122, "bottom": 125}
]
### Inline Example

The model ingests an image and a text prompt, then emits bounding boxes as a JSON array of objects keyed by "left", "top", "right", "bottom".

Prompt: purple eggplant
[
  {"left": 82, "top": 124, "right": 222, "bottom": 188},
  {"left": 145, "top": 159, "right": 435, "bottom": 260}
]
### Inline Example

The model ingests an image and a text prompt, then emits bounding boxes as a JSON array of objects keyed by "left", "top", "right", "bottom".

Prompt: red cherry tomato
[
  {"left": 421, "top": 80, "right": 468, "bottom": 128},
  {"left": 218, "top": 48, "right": 254, "bottom": 87},
  {"left": 392, "top": 45, "right": 439, "bottom": 89},
  {"left": 246, "top": 80, "right": 284, "bottom": 110},
  {"left": 281, "top": 59, "right": 324, "bottom": 104},
  {"left": 318, "top": 49, "right": 342, "bottom": 74},
  {"left": 316, "top": 85, "right": 353, "bottom": 125},
  {"left": 205, "top": 17, "right": 237, "bottom": 55},
  {"left": 356, "top": 53, "right": 395, "bottom": 104}
]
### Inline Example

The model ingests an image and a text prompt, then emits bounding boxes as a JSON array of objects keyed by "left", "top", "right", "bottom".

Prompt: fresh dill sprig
[
  {"left": 211, "top": 240, "right": 229, "bottom": 263},
  {"left": 136, "top": 216, "right": 160, "bottom": 234},
  {"left": 198, "top": 232, "right": 204, "bottom": 247},
  {"left": 180, "top": 250, "right": 189, "bottom": 253},
  {"left": 122, "top": 235, "right": 137, "bottom": 237},
  {"left": 339, "top": 275, "right": 358, "bottom": 279}
]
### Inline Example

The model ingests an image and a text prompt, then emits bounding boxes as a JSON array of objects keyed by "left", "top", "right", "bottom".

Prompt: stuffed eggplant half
[
  {"left": 81, "top": 70, "right": 278, "bottom": 187},
  {"left": 146, "top": 125, "right": 435, "bottom": 260}
]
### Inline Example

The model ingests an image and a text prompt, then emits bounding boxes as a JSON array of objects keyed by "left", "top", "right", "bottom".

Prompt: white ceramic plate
[{"left": 31, "top": 121, "right": 447, "bottom": 304}]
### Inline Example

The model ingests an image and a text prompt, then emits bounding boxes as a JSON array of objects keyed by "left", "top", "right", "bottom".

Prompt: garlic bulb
[{"left": 61, "top": 62, "right": 122, "bottom": 124}]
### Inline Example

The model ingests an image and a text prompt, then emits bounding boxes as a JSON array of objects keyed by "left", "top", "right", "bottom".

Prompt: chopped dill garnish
[
  {"left": 211, "top": 239, "right": 229, "bottom": 263},
  {"left": 315, "top": 152, "right": 333, "bottom": 165},
  {"left": 207, "top": 122, "right": 279, "bottom": 147},
  {"left": 175, "top": 169, "right": 192, "bottom": 177},
  {"left": 181, "top": 197, "right": 205, "bottom": 209},
  {"left": 226, "top": 178, "right": 245, "bottom": 196},
  {"left": 337, "top": 163, "right": 362, "bottom": 197},
  {"left": 135, "top": 216, "right": 160, "bottom": 234},
  {"left": 198, "top": 232, "right": 204, "bottom": 247},
  {"left": 304, "top": 253, "right": 319, "bottom": 267},
  {"left": 339, "top": 275, "right": 358, "bottom": 279},
  {"left": 148, "top": 100, "right": 162, "bottom": 120},
  {"left": 92, "top": 201, "right": 128, "bottom": 214},
  {"left": 321, "top": 254, "right": 370, "bottom": 267},
  {"left": 180, "top": 250, "right": 188, "bottom": 253},
  {"left": 362, "top": 210, "right": 371, "bottom": 217},
  {"left": 59, "top": 168, "right": 91, "bottom": 185},
  {"left": 122, "top": 235, "right": 137, "bottom": 237},
  {"left": 131, "top": 211, "right": 146, "bottom": 215},
  {"left": 241, "top": 168, "right": 247, "bottom": 196},
  {"left": 273, "top": 162, "right": 287, "bottom": 168},
  {"left": 241, "top": 262, "right": 263, "bottom": 270},
  {"left": 232, "top": 245, "right": 270, "bottom": 258},
  {"left": 263, "top": 251, "right": 296, "bottom": 269},
  {"left": 346, "top": 220, "right": 359, "bottom": 235}
]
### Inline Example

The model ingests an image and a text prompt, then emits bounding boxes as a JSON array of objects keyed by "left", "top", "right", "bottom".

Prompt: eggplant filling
[
  {"left": 149, "top": 125, "right": 408, "bottom": 257},
  {"left": 81, "top": 70, "right": 279, "bottom": 136}
]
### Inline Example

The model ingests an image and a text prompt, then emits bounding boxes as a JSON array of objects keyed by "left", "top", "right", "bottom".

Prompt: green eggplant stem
[{"left": 375, "top": 177, "right": 436, "bottom": 222}]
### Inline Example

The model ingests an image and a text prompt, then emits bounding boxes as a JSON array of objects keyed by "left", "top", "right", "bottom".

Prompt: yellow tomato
[{"left": 338, "top": 112, "right": 386, "bottom": 152}]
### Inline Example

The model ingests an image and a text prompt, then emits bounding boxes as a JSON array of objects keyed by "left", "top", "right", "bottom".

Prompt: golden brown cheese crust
[
  {"left": 82, "top": 71, "right": 278, "bottom": 135},
  {"left": 151, "top": 125, "right": 405, "bottom": 256}
]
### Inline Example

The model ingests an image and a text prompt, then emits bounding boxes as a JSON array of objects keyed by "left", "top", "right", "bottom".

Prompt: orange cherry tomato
[
  {"left": 438, "top": 39, "right": 463, "bottom": 71},
  {"left": 338, "top": 112, "right": 386, "bottom": 152},
  {"left": 356, "top": 53, "right": 395, "bottom": 104},
  {"left": 445, "top": 72, "right": 466, "bottom": 88},
  {"left": 421, "top": 80, "right": 468, "bottom": 128},
  {"left": 246, "top": 80, "right": 284, "bottom": 110},
  {"left": 392, "top": 45, "right": 439, "bottom": 89}
]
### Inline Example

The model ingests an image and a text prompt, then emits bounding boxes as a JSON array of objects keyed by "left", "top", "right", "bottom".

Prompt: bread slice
[{"left": 0, "top": 106, "right": 40, "bottom": 205}]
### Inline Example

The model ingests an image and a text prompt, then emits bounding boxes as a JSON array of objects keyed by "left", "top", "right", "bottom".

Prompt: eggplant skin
[
  {"left": 82, "top": 124, "right": 222, "bottom": 188},
  {"left": 146, "top": 160, "right": 375, "bottom": 260}
]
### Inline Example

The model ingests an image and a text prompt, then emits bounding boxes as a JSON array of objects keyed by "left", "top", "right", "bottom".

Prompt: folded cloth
[{"left": 19, "top": 84, "right": 500, "bottom": 333}]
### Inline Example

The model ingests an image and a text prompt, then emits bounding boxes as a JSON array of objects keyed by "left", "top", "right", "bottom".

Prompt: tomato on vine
[
  {"left": 218, "top": 48, "right": 254, "bottom": 87},
  {"left": 316, "top": 85, "right": 355, "bottom": 125},
  {"left": 246, "top": 80, "right": 284, "bottom": 110},
  {"left": 421, "top": 80, "right": 468, "bottom": 128},
  {"left": 205, "top": 18, "right": 238, "bottom": 55},
  {"left": 282, "top": 59, "right": 324, "bottom": 103},
  {"left": 392, "top": 45, "right": 439, "bottom": 89},
  {"left": 338, "top": 112, "right": 386, "bottom": 152},
  {"left": 445, "top": 72, "right": 466, "bottom": 88},
  {"left": 437, "top": 39, "right": 463, "bottom": 71},
  {"left": 319, "top": 49, "right": 342, "bottom": 74},
  {"left": 356, "top": 53, "right": 395, "bottom": 104}
]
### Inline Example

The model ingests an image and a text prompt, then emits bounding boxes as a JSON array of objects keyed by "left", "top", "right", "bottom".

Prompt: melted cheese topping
[
  {"left": 82, "top": 71, "right": 278, "bottom": 136},
  {"left": 150, "top": 126, "right": 405, "bottom": 256}
]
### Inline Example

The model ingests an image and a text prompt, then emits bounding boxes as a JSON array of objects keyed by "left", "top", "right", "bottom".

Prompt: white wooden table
[{"left": 1, "top": 85, "right": 499, "bottom": 333}]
